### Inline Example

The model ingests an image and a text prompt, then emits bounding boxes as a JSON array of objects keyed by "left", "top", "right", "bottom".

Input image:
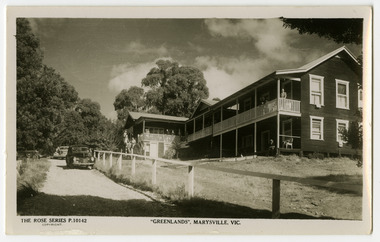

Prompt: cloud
[
  {"left": 187, "top": 42, "right": 205, "bottom": 53},
  {"left": 107, "top": 57, "right": 173, "bottom": 92},
  {"left": 28, "top": 18, "right": 67, "bottom": 38},
  {"left": 204, "top": 19, "right": 301, "bottom": 63},
  {"left": 122, "top": 40, "right": 169, "bottom": 57},
  {"left": 195, "top": 55, "right": 271, "bottom": 100}
]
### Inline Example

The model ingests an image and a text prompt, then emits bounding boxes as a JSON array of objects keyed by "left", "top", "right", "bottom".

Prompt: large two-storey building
[{"left": 185, "top": 46, "right": 362, "bottom": 158}]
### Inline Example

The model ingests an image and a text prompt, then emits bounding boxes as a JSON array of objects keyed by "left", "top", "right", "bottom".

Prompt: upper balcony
[{"left": 187, "top": 98, "right": 300, "bottom": 142}]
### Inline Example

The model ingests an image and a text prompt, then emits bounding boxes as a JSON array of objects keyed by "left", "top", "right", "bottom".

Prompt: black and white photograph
[{"left": 4, "top": 5, "right": 372, "bottom": 236}]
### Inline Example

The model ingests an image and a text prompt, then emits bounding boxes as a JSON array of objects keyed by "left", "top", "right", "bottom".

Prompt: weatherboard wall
[{"left": 299, "top": 55, "right": 361, "bottom": 155}]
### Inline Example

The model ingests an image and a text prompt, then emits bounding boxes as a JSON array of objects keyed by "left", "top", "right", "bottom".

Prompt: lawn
[{"left": 95, "top": 154, "right": 363, "bottom": 220}]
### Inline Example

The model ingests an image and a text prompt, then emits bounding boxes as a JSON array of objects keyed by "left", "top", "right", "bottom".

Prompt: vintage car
[
  {"left": 65, "top": 145, "right": 95, "bottom": 169},
  {"left": 53, "top": 146, "right": 69, "bottom": 159}
]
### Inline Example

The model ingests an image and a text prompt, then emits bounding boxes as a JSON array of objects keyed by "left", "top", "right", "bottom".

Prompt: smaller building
[{"left": 124, "top": 112, "right": 188, "bottom": 158}]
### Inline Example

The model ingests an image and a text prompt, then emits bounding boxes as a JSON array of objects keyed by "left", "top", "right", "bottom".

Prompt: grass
[
  {"left": 17, "top": 158, "right": 51, "bottom": 209},
  {"left": 95, "top": 154, "right": 363, "bottom": 220},
  {"left": 95, "top": 157, "right": 189, "bottom": 201}
]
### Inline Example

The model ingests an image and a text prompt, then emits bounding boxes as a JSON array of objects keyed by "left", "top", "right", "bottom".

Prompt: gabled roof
[
  {"left": 190, "top": 99, "right": 219, "bottom": 118},
  {"left": 201, "top": 99, "right": 219, "bottom": 106},
  {"left": 276, "top": 46, "right": 360, "bottom": 75},
  {"left": 128, "top": 111, "right": 188, "bottom": 122}
]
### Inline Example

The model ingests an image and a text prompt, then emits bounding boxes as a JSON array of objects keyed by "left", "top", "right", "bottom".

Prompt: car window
[{"left": 72, "top": 147, "right": 89, "bottom": 152}]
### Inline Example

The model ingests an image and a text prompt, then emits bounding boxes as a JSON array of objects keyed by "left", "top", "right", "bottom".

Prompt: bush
[
  {"left": 163, "top": 148, "right": 176, "bottom": 159},
  {"left": 161, "top": 184, "right": 188, "bottom": 201},
  {"left": 17, "top": 159, "right": 50, "bottom": 203}
]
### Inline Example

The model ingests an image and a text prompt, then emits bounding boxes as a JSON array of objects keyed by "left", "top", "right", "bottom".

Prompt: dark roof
[
  {"left": 276, "top": 46, "right": 359, "bottom": 75},
  {"left": 128, "top": 111, "right": 188, "bottom": 122},
  {"left": 201, "top": 99, "right": 219, "bottom": 106},
  {"left": 190, "top": 99, "right": 219, "bottom": 118}
]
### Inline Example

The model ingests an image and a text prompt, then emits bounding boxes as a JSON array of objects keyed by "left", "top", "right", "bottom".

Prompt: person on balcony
[
  {"left": 281, "top": 88, "right": 287, "bottom": 99},
  {"left": 260, "top": 96, "right": 266, "bottom": 105}
]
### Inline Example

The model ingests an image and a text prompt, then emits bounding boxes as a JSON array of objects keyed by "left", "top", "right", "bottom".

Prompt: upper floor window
[
  {"left": 336, "top": 79, "right": 350, "bottom": 109},
  {"left": 309, "top": 74, "right": 324, "bottom": 107},
  {"left": 336, "top": 119, "right": 349, "bottom": 143},
  {"left": 358, "top": 88, "right": 363, "bottom": 108},
  {"left": 310, "top": 116, "right": 324, "bottom": 140}
]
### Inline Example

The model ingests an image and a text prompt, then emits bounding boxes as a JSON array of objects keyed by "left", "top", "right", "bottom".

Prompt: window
[
  {"left": 309, "top": 74, "right": 324, "bottom": 106},
  {"left": 358, "top": 89, "right": 363, "bottom": 108},
  {"left": 336, "top": 79, "right": 350, "bottom": 109},
  {"left": 310, "top": 116, "right": 324, "bottom": 140},
  {"left": 336, "top": 119, "right": 349, "bottom": 143}
]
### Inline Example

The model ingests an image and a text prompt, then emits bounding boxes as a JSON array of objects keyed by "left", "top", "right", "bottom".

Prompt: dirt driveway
[
  {"left": 18, "top": 159, "right": 177, "bottom": 217},
  {"left": 41, "top": 159, "right": 150, "bottom": 201}
]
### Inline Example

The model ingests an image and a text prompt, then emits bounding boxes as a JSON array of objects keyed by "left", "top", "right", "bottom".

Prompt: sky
[{"left": 28, "top": 18, "right": 361, "bottom": 120}]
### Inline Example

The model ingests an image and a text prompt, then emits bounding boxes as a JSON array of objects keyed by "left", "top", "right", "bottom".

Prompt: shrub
[
  {"left": 157, "top": 184, "right": 188, "bottom": 201},
  {"left": 17, "top": 159, "right": 50, "bottom": 203},
  {"left": 163, "top": 148, "right": 176, "bottom": 159}
]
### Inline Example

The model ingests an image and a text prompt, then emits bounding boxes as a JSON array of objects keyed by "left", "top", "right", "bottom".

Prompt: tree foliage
[
  {"left": 142, "top": 59, "right": 209, "bottom": 117},
  {"left": 17, "top": 64, "right": 79, "bottom": 154},
  {"left": 16, "top": 18, "right": 44, "bottom": 80},
  {"left": 113, "top": 86, "right": 145, "bottom": 120},
  {"left": 16, "top": 18, "right": 119, "bottom": 154},
  {"left": 281, "top": 18, "right": 363, "bottom": 45},
  {"left": 340, "top": 109, "right": 363, "bottom": 151}
]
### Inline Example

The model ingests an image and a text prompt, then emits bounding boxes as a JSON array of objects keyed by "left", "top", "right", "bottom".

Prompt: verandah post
[
  {"left": 272, "top": 179, "right": 281, "bottom": 219},
  {"left": 188, "top": 165, "right": 194, "bottom": 197},
  {"left": 109, "top": 153, "right": 113, "bottom": 168},
  {"left": 97, "top": 151, "right": 100, "bottom": 161},
  {"left": 102, "top": 152, "right": 106, "bottom": 166},
  {"left": 152, "top": 159, "right": 157, "bottom": 185}
]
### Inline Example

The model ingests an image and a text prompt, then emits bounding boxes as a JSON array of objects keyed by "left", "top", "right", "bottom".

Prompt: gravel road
[{"left": 41, "top": 159, "right": 151, "bottom": 201}]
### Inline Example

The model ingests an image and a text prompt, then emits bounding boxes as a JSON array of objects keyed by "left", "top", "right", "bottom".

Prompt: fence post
[
  {"left": 117, "top": 154, "right": 122, "bottom": 170},
  {"left": 152, "top": 159, "right": 157, "bottom": 185},
  {"left": 188, "top": 165, "right": 194, "bottom": 197},
  {"left": 131, "top": 156, "right": 136, "bottom": 176},
  {"left": 102, "top": 152, "right": 106, "bottom": 166},
  {"left": 109, "top": 153, "right": 113, "bottom": 168},
  {"left": 272, "top": 179, "right": 281, "bottom": 219}
]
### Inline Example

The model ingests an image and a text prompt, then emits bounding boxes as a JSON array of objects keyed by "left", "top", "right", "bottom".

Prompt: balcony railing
[
  {"left": 188, "top": 126, "right": 213, "bottom": 142},
  {"left": 278, "top": 98, "right": 301, "bottom": 113},
  {"left": 215, "top": 99, "right": 278, "bottom": 133},
  {"left": 188, "top": 98, "right": 301, "bottom": 142},
  {"left": 138, "top": 133, "right": 178, "bottom": 143}
]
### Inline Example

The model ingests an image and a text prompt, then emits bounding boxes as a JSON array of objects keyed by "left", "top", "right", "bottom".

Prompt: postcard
[{"left": 4, "top": 5, "right": 372, "bottom": 235}]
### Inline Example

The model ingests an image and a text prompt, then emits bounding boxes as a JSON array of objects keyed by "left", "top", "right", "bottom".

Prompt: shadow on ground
[
  {"left": 308, "top": 174, "right": 362, "bottom": 195},
  {"left": 17, "top": 193, "right": 335, "bottom": 219}
]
